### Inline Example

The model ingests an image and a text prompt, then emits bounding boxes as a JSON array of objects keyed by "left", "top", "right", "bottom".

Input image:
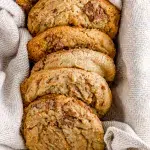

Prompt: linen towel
[
  {"left": 103, "top": 0, "right": 150, "bottom": 149},
  {"left": 0, "top": 0, "right": 150, "bottom": 150}
]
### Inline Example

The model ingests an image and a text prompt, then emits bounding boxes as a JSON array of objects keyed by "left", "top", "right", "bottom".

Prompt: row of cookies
[{"left": 18, "top": 0, "right": 120, "bottom": 149}]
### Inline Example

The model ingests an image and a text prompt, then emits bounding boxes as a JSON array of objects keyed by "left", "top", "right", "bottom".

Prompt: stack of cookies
[{"left": 17, "top": 0, "right": 120, "bottom": 149}]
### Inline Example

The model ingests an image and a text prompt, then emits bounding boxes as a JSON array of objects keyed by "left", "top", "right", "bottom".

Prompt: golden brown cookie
[
  {"left": 28, "top": 0, "right": 120, "bottom": 38},
  {"left": 27, "top": 26, "right": 116, "bottom": 62},
  {"left": 16, "top": 0, "right": 38, "bottom": 13},
  {"left": 23, "top": 94, "right": 105, "bottom": 150},
  {"left": 21, "top": 68, "right": 112, "bottom": 117},
  {"left": 31, "top": 49, "right": 116, "bottom": 81}
]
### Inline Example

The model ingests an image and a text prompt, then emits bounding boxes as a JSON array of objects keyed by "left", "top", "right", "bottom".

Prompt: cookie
[
  {"left": 31, "top": 49, "right": 116, "bottom": 81},
  {"left": 28, "top": 0, "right": 120, "bottom": 38},
  {"left": 21, "top": 68, "right": 112, "bottom": 117},
  {"left": 27, "top": 26, "right": 116, "bottom": 62},
  {"left": 23, "top": 94, "right": 105, "bottom": 150},
  {"left": 16, "top": 0, "right": 38, "bottom": 13}
]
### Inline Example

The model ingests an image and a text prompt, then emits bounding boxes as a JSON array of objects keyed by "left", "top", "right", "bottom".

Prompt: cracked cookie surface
[
  {"left": 27, "top": 26, "right": 115, "bottom": 62},
  {"left": 16, "top": 0, "right": 38, "bottom": 13},
  {"left": 28, "top": 0, "right": 120, "bottom": 38},
  {"left": 21, "top": 68, "right": 112, "bottom": 117},
  {"left": 31, "top": 48, "right": 116, "bottom": 81},
  {"left": 23, "top": 94, "right": 105, "bottom": 150}
]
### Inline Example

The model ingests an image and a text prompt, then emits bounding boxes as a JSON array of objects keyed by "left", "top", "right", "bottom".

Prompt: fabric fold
[
  {"left": 0, "top": 0, "right": 31, "bottom": 149},
  {"left": 103, "top": 121, "right": 150, "bottom": 150}
]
